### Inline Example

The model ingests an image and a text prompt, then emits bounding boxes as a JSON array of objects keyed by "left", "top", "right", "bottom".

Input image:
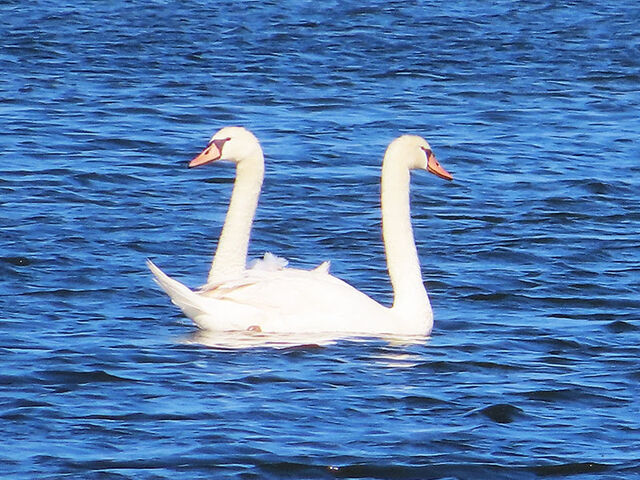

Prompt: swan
[
  {"left": 148, "top": 134, "right": 452, "bottom": 336},
  {"left": 187, "top": 126, "right": 266, "bottom": 285},
  {"left": 177, "top": 126, "right": 329, "bottom": 284}
]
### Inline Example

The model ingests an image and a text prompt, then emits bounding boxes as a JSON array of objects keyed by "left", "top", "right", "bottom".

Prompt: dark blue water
[{"left": 2, "top": 1, "right": 640, "bottom": 478}]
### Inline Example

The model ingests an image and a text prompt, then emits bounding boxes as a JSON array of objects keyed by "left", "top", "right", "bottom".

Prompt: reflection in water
[
  {"left": 184, "top": 330, "right": 338, "bottom": 350},
  {"left": 370, "top": 351, "right": 425, "bottom": 369},
  {"left": 183, "top": 329, "right": 429, "bottom": 351}
]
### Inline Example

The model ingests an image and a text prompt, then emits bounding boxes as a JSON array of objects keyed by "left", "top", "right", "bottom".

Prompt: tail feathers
[{"left": 146, "top": 260, "right": 213, "bottom": 322}]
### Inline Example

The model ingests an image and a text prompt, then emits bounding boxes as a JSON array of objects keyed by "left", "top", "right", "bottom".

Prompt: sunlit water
[{"left": 1, "top": 1, "right": 639, "bottom": 478}]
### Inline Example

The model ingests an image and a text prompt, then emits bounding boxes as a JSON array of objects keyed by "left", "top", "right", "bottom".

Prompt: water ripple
[{"left": 1, "top": 0, "right": 640, "bottom": 478}]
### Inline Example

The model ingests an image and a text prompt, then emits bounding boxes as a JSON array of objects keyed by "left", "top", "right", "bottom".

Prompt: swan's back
[{"left": 199, "top": 267, "right": 390, "bottom": 334}]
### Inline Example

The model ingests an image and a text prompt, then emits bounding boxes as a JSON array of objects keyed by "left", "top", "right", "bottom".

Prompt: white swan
[
  {"left": 180, "top": 126, "right": 329, "bottom": 284},
  {"left": 187, "top": 126, "right": 265, "bottom": 285},
  {"left": 148, "top": 134, "right": 452, "bottom": 336}
]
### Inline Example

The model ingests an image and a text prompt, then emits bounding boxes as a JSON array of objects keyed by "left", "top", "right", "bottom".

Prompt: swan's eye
[{"left": 421, "top": 146, "right": 432, "bottom": 157}]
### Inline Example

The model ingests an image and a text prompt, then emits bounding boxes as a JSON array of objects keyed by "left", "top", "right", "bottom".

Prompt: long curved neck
[
  {"left": 380, "top": 155, "right": 430, "bottom": 319},
  {"left": 207, "top": 155, "right": 264, "bottom": 284}
]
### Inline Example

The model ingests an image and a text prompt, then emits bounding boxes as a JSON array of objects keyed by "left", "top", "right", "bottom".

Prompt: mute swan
[
  {"left": 179, "top": 126, "right": 328, "bottom": 284},
  {"left": 187, "top": 126, "right": 265, "bottom": 284},
  {"left": 148, "top": 134, "right": 452, "bottom": 336}
]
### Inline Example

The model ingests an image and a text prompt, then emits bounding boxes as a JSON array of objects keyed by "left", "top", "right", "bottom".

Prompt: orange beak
[
  {"left": 188, "top": 139, "right": 225, "bottom": 168},
  {"left": 427, "top": 152, "right": 453, "bottom": 181}
]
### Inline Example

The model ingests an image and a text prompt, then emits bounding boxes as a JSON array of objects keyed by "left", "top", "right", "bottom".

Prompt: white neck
[
  {"left": 207, "top": 154, "right": 264, "bottom": 284},
  {"left": 380, "top": 153, "right": 432, "bottom": 325}
]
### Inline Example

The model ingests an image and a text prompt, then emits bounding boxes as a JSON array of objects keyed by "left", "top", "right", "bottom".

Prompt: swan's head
[
  {"left": 188, "top": 126, "right": 263, "bottom": 168},
  {"left": 387, "top": 135, "right": 453, "bottom": 181}
]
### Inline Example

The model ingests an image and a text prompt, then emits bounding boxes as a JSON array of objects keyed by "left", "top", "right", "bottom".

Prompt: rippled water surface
[{"left": 2, "top": 1, "right": 640, "bottom": 478}]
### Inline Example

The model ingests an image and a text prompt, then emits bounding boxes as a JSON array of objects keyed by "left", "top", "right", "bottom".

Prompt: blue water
[{"left": 2, "top": 0, "right": 640, "bottom": 478}]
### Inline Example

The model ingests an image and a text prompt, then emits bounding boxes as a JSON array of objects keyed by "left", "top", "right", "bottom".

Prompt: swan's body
[{"left": 149, "top": 133, "right": 452, "bottom": 337}]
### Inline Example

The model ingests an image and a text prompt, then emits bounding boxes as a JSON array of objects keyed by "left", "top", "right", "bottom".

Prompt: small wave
[
  {"left": 532, "top": 461, "right": 610, "bottom": 476},
  {"left": 605, "top": 320, "right": 638, "bottom": 333},
  {"left": 470, "top": 403, "right": 526, "bottom": 424},
  {"left": 0, "top": 256, "right": 32, "bottom": 267},
  {"left": 37, "top": 369, "right": 135, "bottom": 386}
]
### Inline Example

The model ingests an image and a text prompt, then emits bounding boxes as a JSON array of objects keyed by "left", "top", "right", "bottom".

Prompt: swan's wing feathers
[
  {"left": 248, "top": 252, "right": 288, "bottom": 271},
  {"left": 198, "top": 252, "right": 294, "bottom": 294},
  {"left": 211, "top": 268, "right": 376, "bottom": 313},
  {"left": 249, "top": 253, "right": 330, "bottom": 274},
  {"left": 149, "top": 259, "right": 385, "bottom": 333},
  {"left": 147, "top": 260, "right": 212, "bottom": 320},
  {"left": 198, "top": 265, "right": 286, "bottom": 297},
  {"left": 312, "top": 261, "right": 331, "bottom": 274},
  {"left": 198, "top": 277, "right": 257, "bottom": 295},
  {"left": 147, "top": 260, "right": 266, "bottom": 330}
]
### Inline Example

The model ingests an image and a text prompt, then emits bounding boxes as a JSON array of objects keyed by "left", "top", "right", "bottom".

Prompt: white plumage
[{"left": 149, "top": 129, "right": 452, "bottom": 336}]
